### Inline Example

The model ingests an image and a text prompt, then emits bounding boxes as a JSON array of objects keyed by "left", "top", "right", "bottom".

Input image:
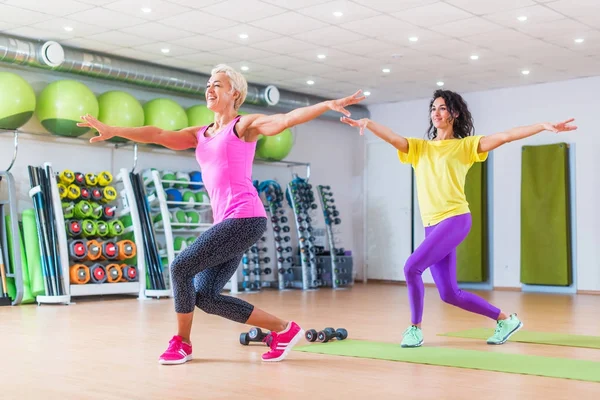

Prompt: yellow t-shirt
[{"left": 398, "top": 135, "right": 488, "bottom": 227}]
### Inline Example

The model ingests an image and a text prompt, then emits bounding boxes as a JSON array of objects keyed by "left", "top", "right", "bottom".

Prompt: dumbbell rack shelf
[
  {"left": 71, "top": 168, "right": 152, "bottom": 298},
  {"left": 46, "top": 167, "right": 157, "bottom": 300},
  {"left": 147, "top": 170, "right": 239, "bottom": 294},
  {"left": 287, "top": 180, "right": 319, "bottom": 291}
]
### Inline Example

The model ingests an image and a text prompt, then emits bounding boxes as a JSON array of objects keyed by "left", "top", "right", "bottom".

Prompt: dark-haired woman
[{"left": 341, "top": 89, "right": 577, "bottom": 348}]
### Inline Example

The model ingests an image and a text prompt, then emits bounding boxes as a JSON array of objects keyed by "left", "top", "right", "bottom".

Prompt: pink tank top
[{"left": 195, "top": 115, "right": 266, "bottom": 224}]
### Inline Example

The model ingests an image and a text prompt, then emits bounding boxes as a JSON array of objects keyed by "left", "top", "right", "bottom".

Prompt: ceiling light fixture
[
  {"left": 574, "top": 38, "right": 584, "bottom": 43},
  {"left": 364, "top": 91, "right": 371, "bottom": 96},
  {"left": 317, "top": 54, "right": 326, "bottom": 59},
  {"left": 239, "top": 33, "right": 249, "bottom": 39},
  {"left": 382, "top": 68, "right": 391, "bottom": 73},
  {"left": 437, "top": 81, "right": 444, "bottom": 87},
  {"left": 517, "top": 16, "right": 527, "bottom": 22},
  {"left": 141, "top": 7, "right": 152, "bottom": 13},
  {"left": 521, "top": 69, "right": 530, "bottom": 75},
  {"left": 409, "top": 36, "right": 418, "bottom": 42},
  {"left": 307, "top": 80, "right": 315, "bottom": 85},
  {"left": 63, "top": 26, "right": 73, "bottom": 32},
  {"left": 470, "top": 55, "right": 479, "bottom": 60},
  {"left": 333, "top": 11, "right": 343, "bottom": 17},
  {"left": 241, "top": 66, "right": 249, "bottom": 71},
  {"left": 161, "top": 48, "right": 170, "bottom": 54}
]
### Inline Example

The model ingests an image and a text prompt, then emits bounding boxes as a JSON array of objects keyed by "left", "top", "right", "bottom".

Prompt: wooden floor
[{"left": 1, "top": 283, "right": 599, "bottom": 399}]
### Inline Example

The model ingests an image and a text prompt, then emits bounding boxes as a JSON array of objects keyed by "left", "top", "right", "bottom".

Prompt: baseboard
[
  {"left": 366, "top": 279, "right": 406, "bottom": 286},
  {"left": 365, "top": 281, "right": 600, "bottom": 295},
  {"left": 492, "top": 286, "right": 522, "bottom": 292},
  {"left": 577, "top": 290, "right": 600, "bottom": 295},
  {"left": 366, "top": 280, "right": 523, "bottom": 291}
]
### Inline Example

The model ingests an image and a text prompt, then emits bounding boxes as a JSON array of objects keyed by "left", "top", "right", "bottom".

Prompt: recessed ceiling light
[
  {"left": 382, "top": 68, "right": 391, "bottom": 73},
  {"left": 364, "top": 91, "right": 371, "bottom": 96},
  {"left": 574, "top": 38, "right": 584, "bottom": 43},
  {"left": 161, "top": 48, "right": 170, "bottom": 54},
  {"left": 517, "top": 16, "right": 527, "bottom": 22},
  {"left": 141, "top": 7, "right": 152, "bottom": 13},
  {"left": 409, "top": 36, "right": 419, "bottom": 42},
  {"left": 521, "top": 69, "right": 530, "bottom": 75},
  {"left": 306, "top": 80, "right": 315, "bottom": 85},
  {"left": 470, "top": 55, "right": 479, "bottom": 60},
  {"left": 63, "top": 26, "right": 73, "bottom": 32},
  {"left": 239, "top": 33, "right": 249, "bottom": 39},
  {"left": 241, "top": 66, "right": 249, "bottom": 71},
  {"left": 333, "top": 11, "right": 343, "bottom": 17},
  {"left": 437, "top": 81, "right": 444, "bottom": 87},
  {"left": 317, "top": 54, "right": 326, "bottom": 59}
]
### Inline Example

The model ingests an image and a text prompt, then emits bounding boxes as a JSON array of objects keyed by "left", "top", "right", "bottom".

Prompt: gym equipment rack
[
  {"left": 287, "top": 176, "right": 321, "bottom": 290},
  {"left": 144, "top": 168, "right": 239, "bottom": 294},
  {"left": 258, "top": 180, "right": 294, "bottom": 290},
  {"left": 0, "top": 130, "right": 24, "bottom": 305},
  {"left": 316, "top": 184, "right": 352, "bottom": 288}
]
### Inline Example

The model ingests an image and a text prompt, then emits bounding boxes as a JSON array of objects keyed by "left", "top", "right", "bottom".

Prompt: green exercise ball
[
  {"left": 0, "top": 72, "right": 36, "bottom": 130},
  {"left": 143, "top": 98, "right": 188, "bottom": 131},
  {"left": 35, "top": 80, "right": 99, "bottom": 137},
  {"left": 187, "top": 104, "right": 213, "bottom": 127},
  {"left": 255, "top": 128, "right": 294, "bottom": 161},
  {"left": 97, "top": 91, "right": 144, "bottom": 143}
]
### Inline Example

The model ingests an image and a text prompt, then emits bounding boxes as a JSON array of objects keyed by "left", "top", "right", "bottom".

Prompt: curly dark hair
[{"left": 426, "top": 89, "right": 474, "bottom": 140}]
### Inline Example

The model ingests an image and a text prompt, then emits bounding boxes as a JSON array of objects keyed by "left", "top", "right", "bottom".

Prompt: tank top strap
[{"left": 196, "top": 125, "right": 211, "bottom": 142}]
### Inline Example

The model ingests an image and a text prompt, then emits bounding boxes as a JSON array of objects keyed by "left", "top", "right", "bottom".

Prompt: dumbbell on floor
[
  {"left": 239, "top": 327, "right": 270, "bottom": 345},
  {"left": 318, "top": 328, "right": 348, "bottom": 343},
  {"left": 305, "top": 327, "right": 348, "bottom": 343}
]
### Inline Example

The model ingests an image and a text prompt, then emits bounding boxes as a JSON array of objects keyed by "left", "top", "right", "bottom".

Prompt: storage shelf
[
  {"left": 159, "top": 179, "right": 204, "bottom": 189},
  {"left": 70, "top": 282, "right": 140, "bottom": 296},
  {"left": 148, "top": 169, "right": 238, "bottom": 293}
]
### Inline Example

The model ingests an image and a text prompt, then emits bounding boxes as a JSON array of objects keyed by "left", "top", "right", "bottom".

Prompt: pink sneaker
[
  {"left": 262, "top": 321, "right": 304, "bottom": 362},
  {"left": 158, "top": 335, "right": 193, "bottom": 365}
]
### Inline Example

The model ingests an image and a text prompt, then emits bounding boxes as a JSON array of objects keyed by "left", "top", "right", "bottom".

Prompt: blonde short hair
[{"left": 211, "top": 64, "right": 248, "bottom": 110}]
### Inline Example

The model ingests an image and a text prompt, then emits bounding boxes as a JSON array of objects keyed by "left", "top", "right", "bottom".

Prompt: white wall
[
  {"left": 366, "top": 76, "right": 600, "bottom": 291},
  {"left": 0, "top": 63, "right": 365, "bottom": 281}
]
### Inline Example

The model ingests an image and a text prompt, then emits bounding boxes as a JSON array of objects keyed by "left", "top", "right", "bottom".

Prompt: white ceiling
[{"left": 0, "top": 0, "right": 598, "bottom": 105}]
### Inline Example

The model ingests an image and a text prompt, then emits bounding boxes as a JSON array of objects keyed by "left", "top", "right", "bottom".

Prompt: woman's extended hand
[
  {"left": 77, "top": 114, "right": 114, "bottom": 143},
  {"left": 340, "top": 116, "right": 369, "bottom": 135},
  {"left": 542, "top": 118, "right": 577, "bottom": 133},
  {"left": 326, "top": 90, "right": 366, "bottom": 117}
]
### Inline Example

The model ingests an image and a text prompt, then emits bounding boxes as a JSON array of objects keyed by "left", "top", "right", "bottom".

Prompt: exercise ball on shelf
[
  {"left": 97, "top": 91, "right": 144, "bottom": 143},
  {"left": 143, "top": 98, "right": 188, "bottom": 131},
  {"left": 0, "top": 72, "right": 36, "bottom": 130},
  {"left": 255, "top": 128, "right": 294, "bottom": 161},
  {"left": 187, "top": 104, "right": 213, "bottom": 127},
  {"left": 35, "top": 79, "right": 99, "bottom": 137}
]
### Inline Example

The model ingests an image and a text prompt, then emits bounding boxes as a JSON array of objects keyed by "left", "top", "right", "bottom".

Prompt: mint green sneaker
[
  {"left": 401, "top": 325, "right": 423, "bottom": 348},
  {"left": 487, "top": 313, "right": 523, "bottom": 345}
]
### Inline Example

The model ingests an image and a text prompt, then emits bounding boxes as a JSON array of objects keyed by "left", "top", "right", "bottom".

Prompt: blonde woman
[{"left": 79, "top": 64, "right": 365, "bottom": 363}]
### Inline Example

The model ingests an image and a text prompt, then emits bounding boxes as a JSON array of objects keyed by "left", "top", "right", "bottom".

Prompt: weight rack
[
  {"left": 258, "top": 180, "right": 294, "bottom": 290},
  {"left": 287, "top": 176, "right": 320, "bottom": 290},
  {"left": 316, "top": 184, "right": 352, "bottom": 289}
]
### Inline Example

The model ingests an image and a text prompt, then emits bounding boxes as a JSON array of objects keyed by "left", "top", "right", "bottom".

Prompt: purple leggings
[{"left": 404, "top": 213, "right": 500, "bottom": 325}]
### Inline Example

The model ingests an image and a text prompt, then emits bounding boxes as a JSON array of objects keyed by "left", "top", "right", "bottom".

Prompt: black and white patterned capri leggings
[{"left": 170, "top": 217, "right": 267, "bottom": 322}]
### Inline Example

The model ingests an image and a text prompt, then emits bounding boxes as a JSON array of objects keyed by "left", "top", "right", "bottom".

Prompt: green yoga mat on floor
[
  {"left": 520, "top": 143, "right": 571, "bottom": 285},
  {"left": 294, "top": 340, "right": 600, "bottom": 383},
  {"left": 456, "top": 160, "right": 487, "bottom": 282},
  {"left": 439, "top": 328, "right": 600, "bottom": 349}
]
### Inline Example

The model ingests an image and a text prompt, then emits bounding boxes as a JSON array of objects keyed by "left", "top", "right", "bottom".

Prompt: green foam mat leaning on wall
[
  {"left": 456, "top": 160, "right": 488, "bottom": 283},
  {"left": 520, "top": 143, "right": 572, "bottom": 286}
]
